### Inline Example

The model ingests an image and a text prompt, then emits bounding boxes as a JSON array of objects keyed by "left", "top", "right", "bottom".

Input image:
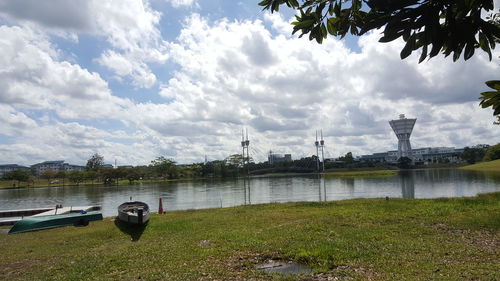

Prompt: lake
[{"left": 0, "top": 169, "right": 499, "bottom": 217}]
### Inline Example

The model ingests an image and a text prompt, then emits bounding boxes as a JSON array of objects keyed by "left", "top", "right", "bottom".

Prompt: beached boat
[
  {"left": 117, "top": 201, "right": 150, "bottom": 225},
  {"left": 8, "top": 211, "right": 103, "bottom": 234}
]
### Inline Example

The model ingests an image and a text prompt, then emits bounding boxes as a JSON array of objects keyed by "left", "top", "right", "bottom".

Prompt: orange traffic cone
[{"left": 158, "top": 197, "right": 164, "bottom": 214}]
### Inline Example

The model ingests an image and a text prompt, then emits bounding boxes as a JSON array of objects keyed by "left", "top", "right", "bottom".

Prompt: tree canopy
[
  {"left": 483, "top": 143, "right": 500, "bottom": 161},
  {"left": 260, "top": 0, "right": 499, "bottom": 61},
  {"left": 86, "top": 153, "right": 104, "bottom": 171},
  {"left": 150, "top": 156, "right": 178, "bottom": 179},
  {"left": 3, "top": 170, "right": 31, "bottom": 183}
]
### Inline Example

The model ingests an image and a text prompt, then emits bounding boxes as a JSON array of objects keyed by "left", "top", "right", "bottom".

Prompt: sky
[{"left": 0, "top": 0, "right": 499, "bottom": 166}]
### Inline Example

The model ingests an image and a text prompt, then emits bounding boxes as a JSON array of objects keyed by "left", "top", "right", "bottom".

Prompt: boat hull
[
  {"left": 117, "top": 201, "right": 150, "bottom": 225},
  {"left": 8, "top": 211, "right": 103, "bottom": 234}
]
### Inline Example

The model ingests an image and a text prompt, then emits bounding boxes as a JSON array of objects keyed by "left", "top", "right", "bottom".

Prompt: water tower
[{"left": 389, "top": 114, "right": 417, "bottom": 160}]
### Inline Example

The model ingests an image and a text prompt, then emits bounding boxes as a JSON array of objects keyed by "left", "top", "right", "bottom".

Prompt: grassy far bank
[
  {"left": 0, "top": 177, "right": 204, "bottom": 190},
  {"left": 323, "top": 170, "right": 397, "bottom": 178},
  {"left": 1, "top": 193, "right": 499, "bottom": 281},
  {"left": 459, "top": 159, "right": 500, "bottom": 172}
]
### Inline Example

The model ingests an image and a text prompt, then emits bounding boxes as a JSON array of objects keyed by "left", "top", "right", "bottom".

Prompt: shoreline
[{"left": 1, "top": 192, "right": 498, "bottom": 280}]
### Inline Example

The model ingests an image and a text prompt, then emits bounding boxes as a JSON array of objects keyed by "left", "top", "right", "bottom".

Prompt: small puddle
[{"left": 256, "top": 260, "right": 312, "bottom": 275}]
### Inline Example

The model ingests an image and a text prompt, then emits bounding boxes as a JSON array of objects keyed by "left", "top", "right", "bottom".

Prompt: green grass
[
  {"left": 459, "top": 159, "right": 500, "bottom": 172},
  {"left": 1, "top": 193, "right": 499, "bottom": 280},
  {"left": 323, "top": 170, "right": 397, "bottom": 178}
]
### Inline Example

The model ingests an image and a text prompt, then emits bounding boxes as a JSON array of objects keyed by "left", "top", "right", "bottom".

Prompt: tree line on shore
[{"left": 2, "top": 144, "right": 500, "bottom": 187}]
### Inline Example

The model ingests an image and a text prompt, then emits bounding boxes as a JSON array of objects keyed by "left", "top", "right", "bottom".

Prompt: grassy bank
[
  {"left": 459, "top": 159, "right": 500, "bottom": 172},
  {"left": 323, "top": 170, "right": 397, "bottom": 178},
  {"left": 0, "top": 177, "right": 205, "bottom": 190},
  {"left": 2, "top": 193, "right": 499, "bottom": 281}
]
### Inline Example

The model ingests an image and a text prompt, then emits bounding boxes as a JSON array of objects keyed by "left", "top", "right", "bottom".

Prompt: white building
[
  {"left": 0, "top": 164, "right": 30, "bottom": 177},
  {"left": 31, "top": 161, "right": 85, "bottom": 175},
  {"left": 360, "top": 147, "right": 465, "bottom": 164}
]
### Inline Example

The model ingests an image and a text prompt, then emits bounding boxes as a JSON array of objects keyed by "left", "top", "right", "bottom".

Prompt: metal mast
[
  {"left": 389, "top": 114, "right": 417, "bottom": 160},
  {"left": 241, "top": 128, "right": 250, "bottom": 174}
]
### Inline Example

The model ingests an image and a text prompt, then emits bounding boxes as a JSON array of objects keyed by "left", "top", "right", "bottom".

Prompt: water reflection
[
  {"left": 0, "top": 169, "right": 498, "bottom": 217},
  {"left": 400, "top": 171, "right": 415, "bottom": 199},
  {"left": 243, "top": 177, "right": 251, "bottom": 205}
]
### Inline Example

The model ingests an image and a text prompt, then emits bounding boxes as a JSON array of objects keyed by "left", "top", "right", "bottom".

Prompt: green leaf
[
  {"left": 321, "top": 23, "right": 327, "bottom": 39},
  {"left": 418, "top": 44, "right": 428, "bottom": 63},
  {"left": 485, "top": 81, "right": 500, "bottom": 91},
  {"left": 288, "top": 0, "right": 299, "bottom": 8},
  {"left": 379, "top": 30, "right": 404, "bottom": 43},
  {"left": 400, "top": 34, "right": 416, "bottom": 59},
  {"left": 258, "top": 0, "right": 271, "bottom": 7},
  {"left": 327, "top": 19, "right": 335, "bottom": 35},
  {"left": 292, "top": 19, "right": 315, "bottom": 28},
  {"left": 463, "top": 41, "right": 475, "bottom": 60},
  {"left": 478, "top": 32, "right": 492, "bottom": 60},
  {"left": 480, "top": 91, "right": 500, "bottom": 99}
]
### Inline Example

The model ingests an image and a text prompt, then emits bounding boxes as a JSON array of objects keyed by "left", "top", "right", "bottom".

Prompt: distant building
[
  {"left": 0, "top": 164, "right": 30, "bottom": 177},
  {"left": 413, "top": 147, "right": 464, "bottom": 165},
  {"left": 471, "top": 144, "right": 490, "bottom": 149},
  {"left": 359, "top": 152, "right": 388, "bottom": 163},
  {"left": 31, "top": 161, "right": 85, "bottom": 175},
  {"left": 268, "top": 153, "right": 292, "bottom": 164},
  {"left": 360, "top": 147, "right": 465, "bottom": 165}
]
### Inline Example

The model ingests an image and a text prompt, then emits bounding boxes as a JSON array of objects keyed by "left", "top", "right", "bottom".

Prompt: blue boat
[{"left": 8, "top": 211, "right": 103, "bottom": 234}]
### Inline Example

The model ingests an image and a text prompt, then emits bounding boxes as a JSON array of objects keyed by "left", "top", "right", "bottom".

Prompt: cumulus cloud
[
  {"left": 0, "top": 0, "right": 169, "bottom": 88},
  {"left": 0, "top": 25, "right": 132, "bottom": 119},
  {"left": 146, "top": 13, "right": 500, "bottom": 161}
]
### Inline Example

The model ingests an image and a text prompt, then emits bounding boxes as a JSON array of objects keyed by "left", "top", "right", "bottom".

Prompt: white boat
[{"left": 32, "top": 205, "right": 101, "bottom": 216}]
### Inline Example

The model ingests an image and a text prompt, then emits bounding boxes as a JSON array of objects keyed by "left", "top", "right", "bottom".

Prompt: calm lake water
[{"left": 1, "top": 169, "right": 499, "bottom": 217}]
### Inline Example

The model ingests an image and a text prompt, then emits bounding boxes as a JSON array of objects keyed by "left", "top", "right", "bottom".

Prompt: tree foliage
[
  {"left": 337, "top": 152, "right": 354, "bottom": 162},
  {"left": 42, "top": 169, "right": 56, "bottom": 184},
  {"left": 3, "top": 170, "right": 31, "bottom": 183},
  {"left": 150, "top": 156, "right": 178, "bottom": 179},
  {"left": 479, "top": 80, "right": 500, "bottom": 124},
  {"left": 259, "top": 0, "right": 499, "bottom": 61},
  {"left": 68, "top": 171, "right": 85, "bottom": 185},
  {"left": 460, "top": 146, "right": 487, "bottom": 164},
  {"left": 86, "top": 153, "right": 104, "bottom": 172},
  {"left": 483, "top": 143, "right": 500, "bottom": 161}
]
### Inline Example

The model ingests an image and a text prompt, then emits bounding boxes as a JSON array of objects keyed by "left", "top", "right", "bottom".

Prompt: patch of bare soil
[
  {"left": 426, "top": 223, "right": 500, "bottom": 253},
  {"left": 201, "top": 251, "right": 378, "bottom": 281}
]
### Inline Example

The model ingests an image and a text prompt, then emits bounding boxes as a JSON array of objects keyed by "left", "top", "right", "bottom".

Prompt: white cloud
[
  {"left": 0, "top": 25, "right": 132, "bottom": 119},
  {"left": 166, "top": 0, "right": 197, "bottom": 8},
  {"left": 0, "top": 5, "right": 499, "bottom": 166},
  {"left": 0, "top": 0, "right": 169, "bottom": 89},
  {"left": 147, "top": 13, "right": 500, "bottom": 161},
  {"left": 0, "top": 105, "right": 38, "bottom": 137}
]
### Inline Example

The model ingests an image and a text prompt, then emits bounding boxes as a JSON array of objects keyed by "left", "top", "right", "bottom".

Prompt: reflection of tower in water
[
  {"left": 317, "top": 174, "right": 327, "bottom": 202},
  {"left": 243, "top": 177, "right": 251, "bottom": 205},
  {"left": 400, "top": 170, "right": 415, "bottom": 199}
]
